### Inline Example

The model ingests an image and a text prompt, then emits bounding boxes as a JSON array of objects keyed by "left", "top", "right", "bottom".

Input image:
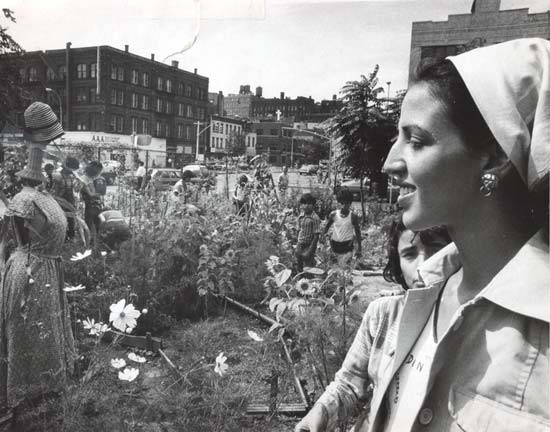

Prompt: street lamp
[
  {"left": 45, "top": 88, "right": 63, "bottom": 128},
  {"left": 194, "top": 121, "right": 212, "bottom": 162}
]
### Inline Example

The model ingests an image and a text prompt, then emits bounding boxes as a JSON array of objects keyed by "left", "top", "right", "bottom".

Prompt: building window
[
  {"left": 185, "top": 125, "right": 191, "bottom": 140},
  {"left": 131, "top": 93, "right": 139, "bottom": 108},
  {"left": 185, "top": 84, "right": 192, "bottom": 97},
  {"left": 76, "top": 63, "right": 87, "bottom": 79},
  {"left": 110, "top": 89, "right": 117, "bottom": 104},
  {"left": 131, "top": 117, "right": 138, "bottom": 133},
  {"left": 257, "top": 129, "right": 263, "bottom": 135},
  {"left": 90, "top": 112, "right": 101, "bottom": 131},
  {"left": 109, "top": 115, "right": 116, "bottom": 132},
  {"left": 76, "top": 113, "right": 88, "bottom": 131},
  {"left": 178, "top": 103, "right": 184, "bottom": 117},
  {"left": 116, "top": 116, "right": 124, "bottom": 133},
  {"left": 142, "top": 119, "right": 149, "bottom": 134},
  {"left": 89, "top": 88, "right": 97, "bottom": 103},
  {"left": 46, "top": 68, "right": 56, "bottom": 81},
  {"left": 177, "top": 124, "right": 183, "bottom": 138},
  {"left": 270, "top": 129, "right": 278, "bottom": 136},
  {"left": 165, "top": 124, "right": 170, "bottom": 137},
  {"left": 76, "top": 87, "right": 88, "bottom": 103},
  {"left": 157, "top": 77, "right": 163, "bottom": 91},
  {"left": 111, "top": 64, "right": 117, "bottom": 79},
  {"left": 117, "top": 90, "right": 124, "bottom": 106},
  {"left": 166, "top": 79, "right": 172, "bottom": 93},
  {"left": 156, "top": 98, "right": 163, "bottom": 113},
  {"left": 90, "top": 63, "right": 97, "bottom": 78},
  {"left": 178, "top": 82, "right": 184, "bottom": 95},
  {"left": 165, "top": 101, "right": 172, "bottom": 114},
  {"left": 28, "top": 67, "right": 38, "bottom": 82},
  {"left": 141, "top": 95, "right": 149, "bottom": 110},
  {"left": 186, "top": 105, "right": 193, "bottom": 118},
  {"left": 131, "top": 69, "right": 139, "bottom": 85},
  {"left": 142, "top": 72, "right": 149, "bottom": 87},
  {"left": 117, "top": 67, "right": 124, "bottom": 81},
  {"left": 57, "top": 65, "right": 67, "bottom": 79},
  {"left": 156, "top": 121, "right": 162, "bottom": 137}
]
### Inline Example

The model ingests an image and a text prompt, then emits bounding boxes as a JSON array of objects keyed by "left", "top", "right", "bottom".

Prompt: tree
[
  {"left": 327, "top": 65, "right": 397, "bottom": 221},
  {"left": 0, "top": 9, "right": 27, "bottom": 130},
  {"left": 226, "top": 130, "right": 246, "bottom": 157}
]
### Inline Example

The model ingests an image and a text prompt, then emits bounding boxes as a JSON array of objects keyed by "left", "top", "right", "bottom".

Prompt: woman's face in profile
[{"left": 383, "top": 83, "right": 484, "bottom": 231}]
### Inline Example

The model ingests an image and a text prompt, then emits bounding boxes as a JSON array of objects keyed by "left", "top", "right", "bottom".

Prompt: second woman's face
[{"left": 383, "top": 83, "right": 485, "bottom": 231}]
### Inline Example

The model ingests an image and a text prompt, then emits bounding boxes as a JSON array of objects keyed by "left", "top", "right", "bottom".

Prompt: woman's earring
[{"left": 480, "top": 173, "right": 499, "bottom": 196}]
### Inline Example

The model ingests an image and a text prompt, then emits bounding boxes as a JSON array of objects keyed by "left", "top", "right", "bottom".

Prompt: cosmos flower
[
  {"left": 225, "top": 249, "right": 236, "bottom": 260},
  {"left": 111, "top": 358, "right": 127, "bottom": 369},
  {"left": 128, "top": 352, "right": 146, "bottom": 363},
  {"left": 214, "top": 352, "right": 228, "bottom": 377},
  {"left": 109, "top": 299, "right": 141, "bottom": 333},
  {"left": 199, "top": 244, "right": 208, "bottom": 254},
  {"left": 82, "top": 318, "right": 109, "bottom": 336},
  {"left": 118, "top": 367, "right": 139, "bottom": 382},
  {"left": 100, "top": 251, "right": 107, "bottom": 257},
  {"left": 70, "top": 249, "right": 93, "bottom": 261},
  {"left": 63, "top": 284, "right": 85, "bottom": 292},
  {"left": 247, "top": 330, "right": 264, "bottom": 342}
]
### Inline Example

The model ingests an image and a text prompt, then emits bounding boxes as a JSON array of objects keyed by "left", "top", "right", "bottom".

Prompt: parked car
[
  {"left": 299, "top": 164, "right": 319, "bottom": 175},
  {"left": 149, "top": 168, "right": 182, "bottom": 190},
  {"left": 338, "top": 178, "right": 400, "bottom": 203}
]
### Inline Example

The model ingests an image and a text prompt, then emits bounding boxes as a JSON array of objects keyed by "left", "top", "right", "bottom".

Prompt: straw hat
[
  {"left": 16, "top": 144, "right": 46, "bottom": 183},
  {"left": 23, "top": 101, "right": 64, "bottom": 144}
]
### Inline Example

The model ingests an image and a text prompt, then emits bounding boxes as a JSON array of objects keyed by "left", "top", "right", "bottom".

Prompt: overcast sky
[{"left": 4, "top": 0, "right": 548, "bottom": 100}]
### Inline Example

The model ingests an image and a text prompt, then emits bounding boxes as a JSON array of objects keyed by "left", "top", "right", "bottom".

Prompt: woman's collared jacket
[{"left": 317, "top": 230, "right": 549, "bottom": 431}]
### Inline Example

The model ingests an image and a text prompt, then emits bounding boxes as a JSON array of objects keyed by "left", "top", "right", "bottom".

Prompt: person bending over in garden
[
  {"left": 296, "top": 38, "right": 549, "bottom": 432},
  {"left": 0, "top": 102, "right": 75, "bottom": 425},
  {"left": 51, "top": 156, "right": 80, "bottom": 240},
  {"left": 295, "top": 193, "right": 320, "bottom": 273},
  {"left": 80, "top": 160, "right": 106, "bottom": 245},
  {"left": 323, "top": 188, "right": 362, "bottom": 266},
  {"left": 233, "top": 174, "right": 251, "bottom": 216}
]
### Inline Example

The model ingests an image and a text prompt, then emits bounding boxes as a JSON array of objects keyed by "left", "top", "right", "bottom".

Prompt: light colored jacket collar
[{"left": 417, "top": 229, "right": 549, "bottom": 323}]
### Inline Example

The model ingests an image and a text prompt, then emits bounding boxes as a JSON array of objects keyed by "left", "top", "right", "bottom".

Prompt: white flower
[
  {"left": 111, "top": 358, "right": 126, "bottom": 369},
  {"left": 214, "top": 352, "right": 228, "bottom": 377},
  {"left": 265, "top": 255, "right": 280, "bottom": 274},
  {"left": 118, "top": 367, "right": 139, "bottom": 382},
  {"left": 109, "top": 299, "right": 141, "bottom": 333},
  {"left": 247, "top": 330, "right": 264, "bottom": 342},
  {"left": 63, "top": 284, "right": 85, "bottom": 292},
  {"left": 28, "top": 278, "right": 35, "bottom": 284},
  {"left": 70, "top": 249, "right": 93, "bottom": 261},
  {"left": 100, "top": 251, "right": 107, "bottom": 257},
  {"left": 141, "top": 308, "right": 148, "bottom": 314},
  {"left": 82, "top": 318, "right": 109, "bottom": 336},
  {"left": 128, "top": 352, "right": 146, "bottom": 363}
]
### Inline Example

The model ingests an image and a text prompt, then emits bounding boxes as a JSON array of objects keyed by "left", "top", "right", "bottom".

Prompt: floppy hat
[
  {"left": 15, "top": 144, "right": 47, "bottom": 183},
  {"left": 23, "top": 101, "right": 64, "bottom": 143}
]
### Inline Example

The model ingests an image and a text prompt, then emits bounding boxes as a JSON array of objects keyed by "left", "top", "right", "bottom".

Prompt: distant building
[
  {"left": 209, "top": 115, "right": 256, "bottom": 158},
  {"left": 409, "top": 0, "right": 550, "bottom": 82},
  {"left": 208, "top": 91, "right": 224, "bottom": 116},
  {"left": 0, "top": 43, "right": 210, "bottom": 167}
]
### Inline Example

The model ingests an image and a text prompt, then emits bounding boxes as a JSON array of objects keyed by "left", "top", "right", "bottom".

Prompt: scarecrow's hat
[{"left": 23, "top": 101, "right": 64, "bottom": 144}]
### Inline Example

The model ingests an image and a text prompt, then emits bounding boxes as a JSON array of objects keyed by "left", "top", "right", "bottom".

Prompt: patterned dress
[{"left": 0, "top": 186, "right": 75, "bottom": 409}]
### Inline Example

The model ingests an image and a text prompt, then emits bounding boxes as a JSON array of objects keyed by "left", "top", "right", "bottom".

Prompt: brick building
[
  {"left": 2, "top": 43, "right": 210, "bottom": 167},
  {"left": 409, "top": 0, "right": 550, "bottom": 82}
]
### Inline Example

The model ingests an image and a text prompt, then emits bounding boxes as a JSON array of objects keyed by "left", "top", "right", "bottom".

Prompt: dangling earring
[{"left": 480, "top": 173, "right": 499, "bottom": 196}]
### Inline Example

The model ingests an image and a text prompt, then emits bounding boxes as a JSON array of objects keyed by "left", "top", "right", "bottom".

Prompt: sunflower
[
  {"left": 294, "top": 278, "right": 311, "bottom": 295},
  {"left": 225, "top": 249, "right": 236, "bottom": 260}
]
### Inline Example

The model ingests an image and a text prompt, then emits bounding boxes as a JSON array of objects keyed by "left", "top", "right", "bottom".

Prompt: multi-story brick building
[
  {"left": 409, "top": 0, "right": 550, "bottom": 82},
  {"left": 2, "top": 43, "right": 210, "bottom": 166}
]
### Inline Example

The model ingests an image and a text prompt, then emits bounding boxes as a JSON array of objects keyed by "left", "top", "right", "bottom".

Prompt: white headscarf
[{"left": 448, "top": 38, "right": 549, "bottom": 191}]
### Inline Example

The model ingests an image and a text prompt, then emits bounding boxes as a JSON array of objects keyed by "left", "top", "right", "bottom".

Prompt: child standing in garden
[
  {"left": 295, "top": 193, "right": 320, "bottom": 273},
  {"left": 323, "top": 188, "right": 362, "bottom": 265}
]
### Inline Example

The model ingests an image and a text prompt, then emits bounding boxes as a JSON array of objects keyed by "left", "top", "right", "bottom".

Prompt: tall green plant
[{"left": 327, "top": 65, "right": 397, "bottom": 221}]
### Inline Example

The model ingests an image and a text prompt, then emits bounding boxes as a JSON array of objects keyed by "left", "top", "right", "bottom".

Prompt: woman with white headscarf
[{"left": 295, "top": 38, "right": 549, "bottom": 432}]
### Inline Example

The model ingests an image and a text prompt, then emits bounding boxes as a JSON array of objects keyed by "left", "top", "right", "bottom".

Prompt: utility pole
[{"left": 195, "top": 121, "right": 201, "bottom": 161}]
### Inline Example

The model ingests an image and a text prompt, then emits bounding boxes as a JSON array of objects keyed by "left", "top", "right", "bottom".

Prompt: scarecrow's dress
[{"left": 0, "top": 186, "right": 75, "bottom": 408}]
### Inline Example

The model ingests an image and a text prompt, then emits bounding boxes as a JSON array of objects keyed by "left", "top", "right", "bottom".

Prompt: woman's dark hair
[
  {"left": 299, "top": 193, "right": 316, "bottom": 205},
  {"left": 416, "top": 59, "right": 547, "bottom": 239},
  {"left": 84, "top": 160, "right": 103, "bottom": 177},
  {"left": 415, "top": 59, "right": 497, "bottom": 155},
  {"left": 383, "top": 216, "right": 452, "bottom": 290}
]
